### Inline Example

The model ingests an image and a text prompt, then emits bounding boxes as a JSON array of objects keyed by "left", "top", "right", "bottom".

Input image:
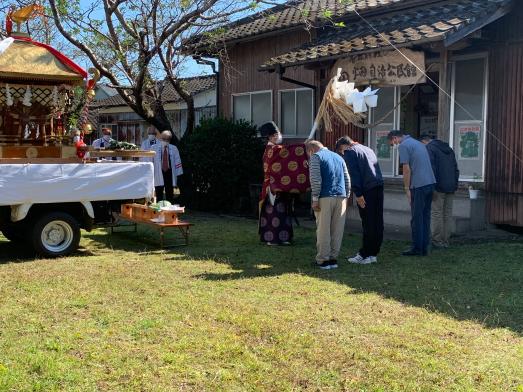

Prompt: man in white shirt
[
  {"left": 141, "top": 127, "right": 158, "bottom": 150},
  {"left": 140, "top": 127, "right": 158, "bottom": 163},
  {"left": 152, "top": 130, "right": 183, "bottom": 203},
  {"left": 92, "top": 127, "right": 114, "bottom": 149}
]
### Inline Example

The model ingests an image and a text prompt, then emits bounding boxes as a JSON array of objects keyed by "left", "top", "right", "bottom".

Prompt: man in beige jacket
[{"left": 305, "top": 140, "right": 351, "bottom": 270}]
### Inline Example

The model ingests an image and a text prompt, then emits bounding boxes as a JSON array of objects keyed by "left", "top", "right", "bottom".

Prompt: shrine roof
[{"left": 0, "top": 38, "right": 86, "bottom": 85}]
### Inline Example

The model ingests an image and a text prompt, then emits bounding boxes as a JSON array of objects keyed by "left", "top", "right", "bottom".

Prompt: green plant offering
[{"left": 109, "top": 141, "right": 138, "bottom": 150}]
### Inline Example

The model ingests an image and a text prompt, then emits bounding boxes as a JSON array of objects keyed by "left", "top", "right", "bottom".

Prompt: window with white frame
[
  {"left": 279, "top": 88, "right": 314, "bottom": 136},
  {"left": 232, "top": 91, "right": 272, "bottom": 127},
  {"left": 368, "top": 86, "right": 399, "bottom": 177},
  {"left": 450, "top": 56, "right": 487, "bottom": 181}
]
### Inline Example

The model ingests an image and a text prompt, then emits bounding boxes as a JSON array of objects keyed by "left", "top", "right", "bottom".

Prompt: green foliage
[
  {"left": 108, "top": 141, "right": 138, "bottom": 150},
  {"left": 321, "top": 10, "right": 333, "bottom": 19},
  {"left": 179, "top": 117, "right": 265, "bottom": 212},
  {"left": 65, "top": 86, "right": 87, "bottom": 132}
]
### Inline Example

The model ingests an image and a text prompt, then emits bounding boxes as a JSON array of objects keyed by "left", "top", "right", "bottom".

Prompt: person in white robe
[{"left": 152, "top": 130, "right": 183, "bottom": 203}]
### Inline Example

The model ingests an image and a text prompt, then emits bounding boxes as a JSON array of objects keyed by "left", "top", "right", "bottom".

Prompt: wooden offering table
[
  {"left": 89, "top": 150, "right": 155, "bottom": 161},
  {"left": 118, "top": 203, "right": 192, "bottom": 248}
]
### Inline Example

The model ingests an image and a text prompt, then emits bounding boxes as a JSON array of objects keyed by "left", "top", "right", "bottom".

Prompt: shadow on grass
[
  {"left": 81, "top": 213, "right": 523, "bottom": 334},
  {"left": 0, "top": 240, "right": 96, "bottom": 264}
]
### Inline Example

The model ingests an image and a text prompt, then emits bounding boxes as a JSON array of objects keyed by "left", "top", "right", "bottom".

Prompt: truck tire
[{"left": 32, "top": 212, "right": 80, "bottom": 257}]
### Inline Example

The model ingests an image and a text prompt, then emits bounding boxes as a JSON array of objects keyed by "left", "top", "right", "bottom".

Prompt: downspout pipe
[{"left": 194, "top": 56, "right": 220, "bottom": 119}]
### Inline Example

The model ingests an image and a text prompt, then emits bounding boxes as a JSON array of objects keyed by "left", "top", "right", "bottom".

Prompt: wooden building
[
  {"left": 192, "top": 0, "right": 523, "bottom": 228},
  {"left": 89, "top": 75, "right": 217, "bottom": 145}
]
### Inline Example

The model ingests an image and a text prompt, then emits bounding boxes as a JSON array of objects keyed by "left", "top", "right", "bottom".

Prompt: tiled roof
[
  {"left": 260, "top": 0, "right": 510, "bottom": 69},
  {"left": 86, "top": 108, "right": 99, "bottom": 129},
  {"left": 91, "top": 75, "right": 216, "bottom": 108},
  {"left": 188, "top": 0, "right": 416, "bottom": 50}
]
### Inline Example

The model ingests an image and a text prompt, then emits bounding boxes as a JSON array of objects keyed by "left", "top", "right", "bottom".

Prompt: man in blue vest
[
  {"left": 388, "top": 130, "right": 435, "bottom": 256},
  {"left": 306, "top": 140, "right": 351, "bottom": 270}
]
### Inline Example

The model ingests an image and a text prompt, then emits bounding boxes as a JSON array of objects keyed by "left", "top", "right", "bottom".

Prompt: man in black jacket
[
  {"left": 336, "top": 136, "right": 384, "bottom": 264},
  {"left": 421, "top": 135, "right": 460, "bottom": 248}
]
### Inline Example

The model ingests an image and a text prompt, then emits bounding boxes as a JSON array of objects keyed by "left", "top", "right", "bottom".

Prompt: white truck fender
[
  {"left": 11, "top": 204, "right": 32, "bottom": 222},
  {"left": 80, "top": 201, "right": 95, "bottom": 219},
  {"left": 10, "top": 201, "right": 95, "bottom": 222}
]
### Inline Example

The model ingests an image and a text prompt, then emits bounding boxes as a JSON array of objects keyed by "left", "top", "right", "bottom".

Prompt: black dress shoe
[{"left": 402, "top": 249, "right": 423, "bottom": 256}]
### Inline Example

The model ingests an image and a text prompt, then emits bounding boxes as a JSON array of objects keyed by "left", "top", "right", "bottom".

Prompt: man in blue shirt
[
  {"left": 306, "top": 140, "right": 351, "bottom": 270},
  {"left": 336, "top": 136, "right": 384, "bottom": 264},
  {"left": 388, "top": 130, "right": 435, "bottom": 256}
]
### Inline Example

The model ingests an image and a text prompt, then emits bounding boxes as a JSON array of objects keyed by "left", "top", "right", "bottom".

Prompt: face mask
[
  {"left": 274, "top": 133, "right": 283, "bottom": 145},
  {"left": 161, "top": 140, "right": 169, "bottom": 147},
  {"left": 73, "top": 136, "right": 80, "bottom": 143},
  {"left": 103, "top": 135, "right": 111, "bottom": 142},
  {"left": 148, "top": 134, "right": 156, "bottom": 141}
]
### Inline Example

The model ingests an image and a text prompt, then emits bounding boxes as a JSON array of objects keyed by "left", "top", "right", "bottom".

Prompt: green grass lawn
[{"left": 0, "top": 213, "right": 522, "bottom": 391}]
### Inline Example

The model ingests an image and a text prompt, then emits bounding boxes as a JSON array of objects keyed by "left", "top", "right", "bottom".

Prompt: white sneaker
[
  {"left": 358, "top": 256, "right": 377, "bottom": 265},
  {"left": 347, "top": 253, "right": 364, "bottom": 263},
  {"left": 349, "top": 255, "right": 378, "bottom": 265}
]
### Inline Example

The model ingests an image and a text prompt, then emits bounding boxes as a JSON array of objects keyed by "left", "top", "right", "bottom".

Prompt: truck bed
[{"left": 0, "top": 162, "right": 154, "bottom": 206}]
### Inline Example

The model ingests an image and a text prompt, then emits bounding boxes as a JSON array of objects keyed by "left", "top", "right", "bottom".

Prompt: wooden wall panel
[
  {"left": 323, "top": 119, "right": 366, "bottom": 151},
  {"left": 486, "top": 8, "right": 523, "bottom": 226},
  {"left": 219, "top": 30, "right": 315, "bottom": 121}
]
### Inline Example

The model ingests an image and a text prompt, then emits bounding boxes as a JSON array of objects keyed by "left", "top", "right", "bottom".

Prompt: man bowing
[{"left": 152, "top": 130, "right": 183, "bottom": 203}]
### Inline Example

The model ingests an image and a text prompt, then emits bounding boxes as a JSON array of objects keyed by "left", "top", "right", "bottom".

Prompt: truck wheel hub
[
  {"left": 41, "top": 220, "right": 74, "bottom": 252},
  {"left": 47, "top": 226, "right": 64, "bottom": 245}
]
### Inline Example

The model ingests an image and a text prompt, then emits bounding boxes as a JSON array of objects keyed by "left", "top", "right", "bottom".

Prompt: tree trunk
[
  {"left": 185, "top": 97, "right": 195, "bottom": 138},
  {"left": 147, "top": 114, "right": 177, "bottom": 141},
  {"left": 171, "top": 79, "right": 195, "bottom": 139},
  {"left": 149, "top": 100, "right": 180, "bottom": 144}
]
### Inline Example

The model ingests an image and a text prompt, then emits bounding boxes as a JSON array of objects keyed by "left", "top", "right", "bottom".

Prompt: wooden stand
[
  {"left": 89, "top": 150, "right": 155, "bottom": 161},
  {"left": 118, "top": 203, "right": 192, "bottom": 248}
]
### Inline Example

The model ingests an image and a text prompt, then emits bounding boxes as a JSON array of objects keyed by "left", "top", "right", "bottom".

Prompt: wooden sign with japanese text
[{"left": 334, "top": 49, "right": 426, "bottom": 86}]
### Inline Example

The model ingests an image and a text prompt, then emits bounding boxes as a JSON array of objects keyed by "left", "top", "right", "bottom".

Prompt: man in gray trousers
[
  {"left": 421, "top": 135, "right": 459, "bottom": 248},
  {"left": 305, "top": 140, "right": 351, "bottom": 270}
]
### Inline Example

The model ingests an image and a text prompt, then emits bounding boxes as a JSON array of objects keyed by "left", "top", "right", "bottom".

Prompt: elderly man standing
[
  {"left": 141, "top": 127, "right": 158, "bottom": 150},
  {"left": 336, "top": 136, "right": 384, "bottom": 264},
  {"left": 140, "top": 127, "right": 158, "bottom": 163},
  {"left": 305, "top": 140, "right": 351, "bottom": 270},
  {"left": 152, "top": 130, "right": 183, "bottom": 203},
  {"left": 420, "top": 135, "right": 459, "bottom": 249},
  {"left": 92, "top": 127, "right": 114, "bottom": 149},
  {"left": 388, "top": 130, "right": 435, "bottom": 256}
]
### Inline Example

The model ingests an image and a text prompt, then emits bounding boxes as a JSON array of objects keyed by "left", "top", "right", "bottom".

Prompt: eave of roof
[
  {"left": 258, "top": 0, "right": 512, "bottom": 71},
  {"left": 91, "top": 75, "right": 217, "bottom": 108},
  {"left": 187, "top": 0, "right": 437, "bottom": 55}
]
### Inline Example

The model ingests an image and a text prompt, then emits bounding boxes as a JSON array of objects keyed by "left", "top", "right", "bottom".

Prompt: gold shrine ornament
[{"left": 83, "top": 123, "right": 93, "bottom": 134}]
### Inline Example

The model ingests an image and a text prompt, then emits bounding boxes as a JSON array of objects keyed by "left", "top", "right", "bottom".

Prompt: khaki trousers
[
  {"left": 314, "top": 197, "right": 347, "bottom": 262},
  {"left": 431, "top": 191, "right": 454, "bottom": 247}
]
